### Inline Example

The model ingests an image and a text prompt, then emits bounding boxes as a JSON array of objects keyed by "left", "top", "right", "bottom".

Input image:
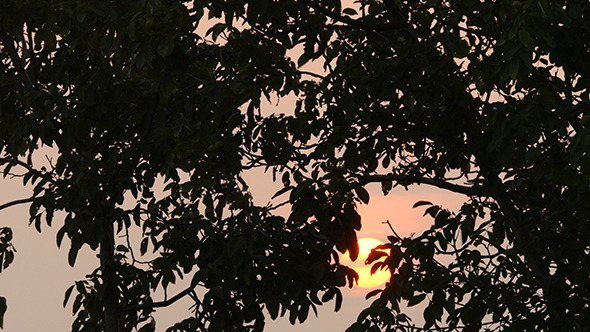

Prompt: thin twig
[{"left": 383, "top": 220, "right": 402, "bottom": 239}]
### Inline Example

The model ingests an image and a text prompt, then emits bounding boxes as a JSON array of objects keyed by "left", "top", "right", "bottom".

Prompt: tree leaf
[
  {"left": 266, "top": 299, "right": 279, "bottom": 320},
  {"left": 365, "top": 289, "right": 382, "bottom": 300},
  {"left": 298, "top": 301, "right": 310, "bottom": 323},
  {"left": 63, "top": 285, "right": 75, "bottom": 308},
  {"left": 157, "top": 37, "right": 175, "bottom": 57},
  {"left": 424, "top": 205, "right": 440, "bottom": 218},
  {"left": 322, "top": 288, "right": 336, "bottom": 303},
  {"left": 413, "top": 201, "right": 433, "bottom": 208},
  {"left": 68, "top": 241, "right": 82, "bottom": 267},
  {"left": 407, "top": 293, "right": 426, "bottom": 307},
  {"left": 342, "top": 204, "right": 362, "bottom": 231},
  {"left": 354, "top": 185, "right": 370, "bottom": 204},
  {"left": 346, "top": 230, "right": 359, "bottom": 262},
  {"left": 334, "top": 289, "right": 343, "bottom": 312},
  {"left": 366, "top": 250, "right": 388, "bottom": 265},
  {"left": 370, "top": 261, "right": 383, "bottom": 275},
  {"left": 342, "top": 8, "right": 357, "bottom": 15}
]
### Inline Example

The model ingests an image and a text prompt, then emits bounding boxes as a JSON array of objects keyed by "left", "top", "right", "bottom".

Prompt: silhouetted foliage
[{"left": 2, "top": 0, "right": 590, "bottom": 331}]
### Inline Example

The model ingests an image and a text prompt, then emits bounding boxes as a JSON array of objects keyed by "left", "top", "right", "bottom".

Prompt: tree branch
[
  {"left": 121, "top": 284, "right": 196, "bottom": 312},
  {"left": 359, "top": 173, "right": 544, "bottom": 206},
  {"left": 100, "top": 227, "right": 120, "bottom": 332},
  {"left": 0, "top": 197, "right": 35, "bottom": 211},
  {"left": 359, "top": 173, "right": 488, "bottom": 197},
  {"left": 298, "top": 70, "right": 325, "bottom": 80},
  {"left": 0, "top": 157, "right": 57, "bottom": 185},
  {"left": 0, "top": 157, "right": 36, "bottom": 173}
]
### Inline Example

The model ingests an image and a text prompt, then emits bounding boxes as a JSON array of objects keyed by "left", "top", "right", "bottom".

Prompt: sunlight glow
[{"left": 341, "top": 238, "right": 390, "bottom": 288}]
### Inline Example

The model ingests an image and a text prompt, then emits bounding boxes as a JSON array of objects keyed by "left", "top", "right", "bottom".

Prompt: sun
[{"left": 341, "top": 237, "right": 390, "bottom": 288}]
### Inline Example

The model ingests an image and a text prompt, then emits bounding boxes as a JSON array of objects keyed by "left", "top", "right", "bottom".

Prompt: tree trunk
[{"left": 100, "top": 224, "right": 120, "bottom": 332}]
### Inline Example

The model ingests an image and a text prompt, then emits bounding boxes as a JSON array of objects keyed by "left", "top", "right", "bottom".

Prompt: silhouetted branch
[
  {"left": 0, "top": 197, "right": 35, "bottom": 211},
  {"left": 0, "top": 157, "right": 57, "bottom": 185},
  {"left": 121, "top": 284, "right": 196, "bottom": 312},
  {"left": 360, "top": 173, "right": 487, "bottom": 197},
  {"left": 0, "top": 158, "right": 35, "bottom": 173},
  {"left": 359, "top": 173, "right": 544, "bottom": 206}
]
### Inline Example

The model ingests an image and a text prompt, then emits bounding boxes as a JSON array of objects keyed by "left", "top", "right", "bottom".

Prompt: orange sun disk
[{"left": 341, "top": 237, "right": 390, "bottom": 288}]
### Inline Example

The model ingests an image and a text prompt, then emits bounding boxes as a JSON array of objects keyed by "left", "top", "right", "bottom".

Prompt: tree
[
  {"left": 0, "top": 1, "right": 359, "bottom": 331},
  {"left": 2, "top": 0, "right": 590, "bottom": 331},
  {"left": 242, "top": 0, "right": 588, "bottom": 330}
]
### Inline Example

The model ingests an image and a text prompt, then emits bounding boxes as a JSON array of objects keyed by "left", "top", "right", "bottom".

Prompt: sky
[{"left": 0, "top": 169, "right": 464, "bottom": 331}]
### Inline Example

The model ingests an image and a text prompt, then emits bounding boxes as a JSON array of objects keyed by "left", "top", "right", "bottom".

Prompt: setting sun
[{"left": 341, "top": 237, "right": 390, "bottom": 288}]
